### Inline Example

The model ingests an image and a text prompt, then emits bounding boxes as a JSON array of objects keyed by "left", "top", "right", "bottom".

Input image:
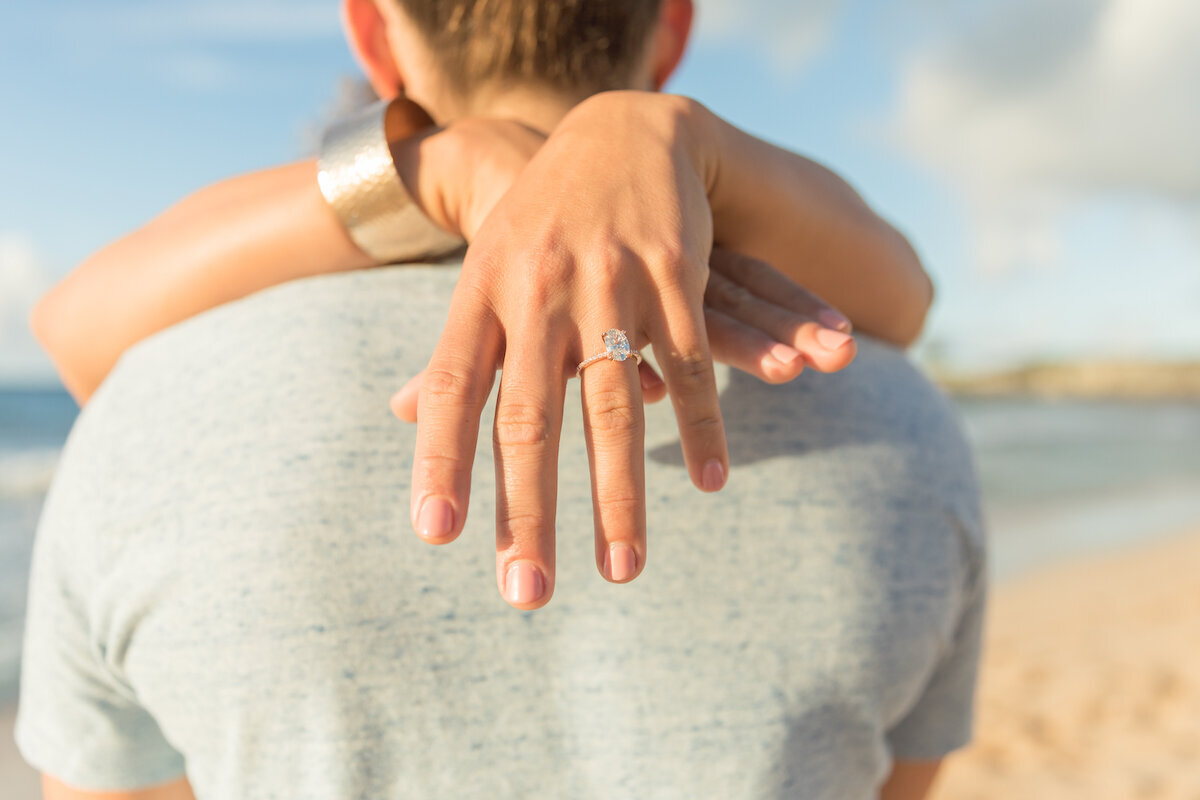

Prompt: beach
[
  {"left": 3, "top": 526, "right": 1198, "bottom": 798},
  {"left": 931, "top": 526, "right": 1200, "bottom": 799}
]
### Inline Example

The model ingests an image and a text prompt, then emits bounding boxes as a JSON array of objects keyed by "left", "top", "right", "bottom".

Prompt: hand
[
  {"left": 406, "top": 92, "right": 854, "bottom": 610},
  {"left": 390, "top": 247, "right": 856, "bottom": 419},
  {"left": 393, "top": 116, "right": 547, "bottom": 240}
]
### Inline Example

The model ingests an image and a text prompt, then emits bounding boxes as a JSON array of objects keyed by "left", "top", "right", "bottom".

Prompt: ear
[
  {"left": 649, "top": 0, "right": 694, "bottom": 90},
  {"left": 341, "top": 0, "right": 404, "bottom": 99}
]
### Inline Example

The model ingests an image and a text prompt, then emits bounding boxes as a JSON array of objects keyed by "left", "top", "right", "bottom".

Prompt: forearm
[
  {"left": 692, "top": 102, "right": 932, "bottom": 346},
  {"left": 32, "top": 160, "right": 370, "bottom": 403}
]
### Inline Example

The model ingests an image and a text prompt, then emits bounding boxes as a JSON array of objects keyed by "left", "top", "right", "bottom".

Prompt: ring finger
[{"left": 577, "top": 323, "right": 647, "bottom": 583}]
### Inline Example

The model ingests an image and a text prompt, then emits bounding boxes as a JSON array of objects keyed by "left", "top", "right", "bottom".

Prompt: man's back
[{"left": 18, "top": 264, "right": 984, "bottom": 799}]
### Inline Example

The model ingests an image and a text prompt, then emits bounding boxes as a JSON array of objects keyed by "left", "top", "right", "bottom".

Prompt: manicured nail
[
  {"left": 769, "top": 342, "right": 804, "bottom": 366},
  {"left": 815, "top": 328, "right": 853, "bottom": 351},
  {"left": 702, "top": 458, "right": 726, "bottom": 492},
  {"left": 605, "top": 543, "right": 638, "bottom": 582},
  {"left": 818, "top": 308, "right": 852, "bottom": 332},
  {"left": 416, "top": 497, "right": 454, "bottom": 540},
  {"left": 505, "top": 561, "right": 545, "bottom": 605}
]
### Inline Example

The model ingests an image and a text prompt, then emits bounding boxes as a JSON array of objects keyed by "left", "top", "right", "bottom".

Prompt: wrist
[
  {"left": 317, "top": 98, "right": 465, "bottom": 264},
  {"left": 564, "top": 90, "right": 721, "bottom": 193}
]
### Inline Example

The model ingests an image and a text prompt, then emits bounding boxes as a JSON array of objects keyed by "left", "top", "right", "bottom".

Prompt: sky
[{"left": 1, "top": 0, "right": 1198, "bottom": 385}]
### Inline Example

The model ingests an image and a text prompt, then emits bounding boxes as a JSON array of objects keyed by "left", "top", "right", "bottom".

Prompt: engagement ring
[{"left": 577, "top": 329, "right": 643, "bottom": 377}]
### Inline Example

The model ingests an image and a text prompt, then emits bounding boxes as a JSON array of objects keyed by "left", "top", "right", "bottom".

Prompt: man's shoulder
[{"left": 114, "top": 264, "right": 461, "bottom": 384}]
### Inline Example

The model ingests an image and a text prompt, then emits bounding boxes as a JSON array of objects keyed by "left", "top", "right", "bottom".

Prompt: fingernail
[
  {"left": 605, "top": 543, "right": 638, "bottom": 582},
  {"left": 416, "top": 497, "right": 454, "bottom": 540},
  {"left": 769, "top": 342, "right": 803, "bottom": 365},
  {"left": 815, "top": 328, "right": 853, "bottom": 351},
  {"left": 702, "top": 458, "right": 726, "bottom": 492},
  {"left": 505, "top": 562, "right": 545, "bottom": 605},
  {"left": 818, "top": 309, "right": 852, "bottom": 332}
]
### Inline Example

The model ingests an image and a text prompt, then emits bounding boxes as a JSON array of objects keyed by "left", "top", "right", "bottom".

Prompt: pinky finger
[{"left": 639, "top": 361, "right": 667, "bottom": 403}]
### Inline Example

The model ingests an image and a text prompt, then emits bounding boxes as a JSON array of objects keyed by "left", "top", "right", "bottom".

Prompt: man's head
[{"left": 342, "top": 0, "right": 695, "bottom": 125}]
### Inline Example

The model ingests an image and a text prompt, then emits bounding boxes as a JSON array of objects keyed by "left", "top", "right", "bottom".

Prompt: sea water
[{"left": 4, "top": 387, "right": 1200, "bottom": 702}]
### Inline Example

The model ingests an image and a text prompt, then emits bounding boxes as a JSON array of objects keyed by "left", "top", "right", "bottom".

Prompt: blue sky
[{"left": 2, "top": 0, "right": 1198, "bottom": 384}]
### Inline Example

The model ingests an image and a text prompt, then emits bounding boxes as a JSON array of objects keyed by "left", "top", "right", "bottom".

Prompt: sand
[
  {"left": 931, "top": 527, "right": 1200, "bottom": 799},
  {"left": 4, "top": 529, "right": 1199, "bottom": 799}
]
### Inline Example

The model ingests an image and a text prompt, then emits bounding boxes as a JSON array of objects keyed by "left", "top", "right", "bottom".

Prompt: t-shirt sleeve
[
  {"left": 15, "top": 509, "right": 186, "bottom": 790},
  {"left": 885, "top": 558, "right": 988, "bottom": 761}
]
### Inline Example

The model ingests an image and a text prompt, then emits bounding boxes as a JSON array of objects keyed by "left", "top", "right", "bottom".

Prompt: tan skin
[{"left": 36, "top": 1, "right": 944, "bottom": 796}]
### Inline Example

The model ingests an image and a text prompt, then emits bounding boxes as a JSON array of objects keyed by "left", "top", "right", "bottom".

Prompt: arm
[
  {"left": 30, "top": 159, "right": 370, "bottom": 403},
  {"left": 34, "top": 94, "right": 923, "bottom": 404},
  {"left": 686, "top": 95, "right": 932, "bottom": 346}
]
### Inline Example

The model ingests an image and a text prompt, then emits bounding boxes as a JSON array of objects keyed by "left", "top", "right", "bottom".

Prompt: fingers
[
  {"left": 492, "top": 334, "right": 568, "bottom": 610},
  {"left": 578, "top": 328, "right": 647, "bottom": 583},
  {"left": 650, "top": 284, "right": 730, "bottom": 494},
  {"left": 710, "top": 247, "right": 851, "bottom": 331},
  {"left": 705, "top": 307, "right": 807, "bottom": 384},
  {"left": 411, "top": 305, "right": 502, "bottom": 546},
  {"left": 705, "top": 256, "right": 856, "bottom": 375}
]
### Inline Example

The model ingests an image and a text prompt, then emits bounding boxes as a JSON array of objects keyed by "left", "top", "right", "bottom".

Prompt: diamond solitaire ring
[{"left": 576, "top": 329, "right": 643, "bottom": 377}]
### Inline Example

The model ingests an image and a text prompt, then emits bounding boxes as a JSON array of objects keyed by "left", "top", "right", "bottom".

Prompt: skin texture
[
  {"left": 35, "top": 0, "right": 942, "bottom": 794},
  {"left": 881, "top": 760, "right": 944, "bottom": 800},
  {"left": 42, "top": 775, "right": 195, "bottom": 800}
]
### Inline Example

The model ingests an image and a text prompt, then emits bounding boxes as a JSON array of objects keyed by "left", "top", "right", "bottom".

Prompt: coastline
[{"left": 5, "top": 525, "right": 1200, "bottom": 797}]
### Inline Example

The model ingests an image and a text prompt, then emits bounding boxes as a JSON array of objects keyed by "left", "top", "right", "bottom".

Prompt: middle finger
[{"left": 492, "top": 332, "right": 569, "bottom": 610}]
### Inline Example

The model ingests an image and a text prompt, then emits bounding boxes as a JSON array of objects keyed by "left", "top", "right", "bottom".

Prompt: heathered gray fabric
[{"left": 18, "top": 263, "right": 986, "bottom": 799}]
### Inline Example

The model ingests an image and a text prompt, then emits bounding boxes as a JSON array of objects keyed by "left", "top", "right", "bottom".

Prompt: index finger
[{"left": 411, "top": 296, "right": 502, "bottom": 544}]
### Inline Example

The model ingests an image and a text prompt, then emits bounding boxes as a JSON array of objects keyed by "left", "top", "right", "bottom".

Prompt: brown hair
[{"left": 393, "top": 0, "right": 664, "bottom": 97}]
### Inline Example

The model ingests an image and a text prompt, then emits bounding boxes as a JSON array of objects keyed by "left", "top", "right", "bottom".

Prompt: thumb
[{"left": 389, "top": 370, "right": 424, "bottom": 423}]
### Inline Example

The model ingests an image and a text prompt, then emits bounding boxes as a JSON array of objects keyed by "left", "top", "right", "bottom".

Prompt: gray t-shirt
[{"left": 17, "top": 264, "right": 985, "bottom": 799}]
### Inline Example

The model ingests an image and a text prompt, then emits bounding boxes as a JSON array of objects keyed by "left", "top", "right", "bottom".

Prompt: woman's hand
[
  {"left": 404, "top": 92, "right": 856, "bottom": 610},
  {"left": 390, "top": 246, "right": 855, "bottom": 418}
]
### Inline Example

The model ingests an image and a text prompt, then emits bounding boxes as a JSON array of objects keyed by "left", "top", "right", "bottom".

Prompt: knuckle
[
  {"left": 494, "top": 404, "right": 553, "bottom": 448},
  {"left": 672, "top": 350, "right": 717, "bottom": 395},
  {"left": 597, "top": 493, "right": 642, "bottom": 520},
  {"left": 644, "top": 240, "right": 688, "bottom": 272},
  {"left": 584, "top": 240, "right": 630, "bottom": 286},
  {"left": 422, "top": 365, "right": 473, "bottom": 403},
  {"left": 585, "top": 388, "right": 641, "bottom": 436},
  {"left": 683, "top": 410, "right": 725, "bottom": 439},
  {"left": 413, "top": 451, "right": 469, "bottom": 488},
  {"left": 497, "top": 507, "right": 549, "bottom": 532}
]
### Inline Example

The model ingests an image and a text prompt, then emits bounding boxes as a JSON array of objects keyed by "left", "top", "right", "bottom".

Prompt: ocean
[{"left": 3, "top": 387, "right": 1200, "bottom": 704}]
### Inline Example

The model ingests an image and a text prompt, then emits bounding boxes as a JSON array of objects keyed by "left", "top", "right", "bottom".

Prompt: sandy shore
[
  {"left": 931, "top": 527, "right": 1200, "bottom": 799},
  {"left": 4, "top": 528, "right": 1199, "bottom": 799}
]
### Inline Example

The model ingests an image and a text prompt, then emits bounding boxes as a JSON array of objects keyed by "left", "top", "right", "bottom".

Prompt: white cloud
[
  {"left": 894, "top": 0, "right": 1200, "bottom": 272},
  {"left": 0, "top": 233, "right": 55, "bottom": 384},
  {"left": 696, "top": 0, "right": 848, "bottom": 72}
]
